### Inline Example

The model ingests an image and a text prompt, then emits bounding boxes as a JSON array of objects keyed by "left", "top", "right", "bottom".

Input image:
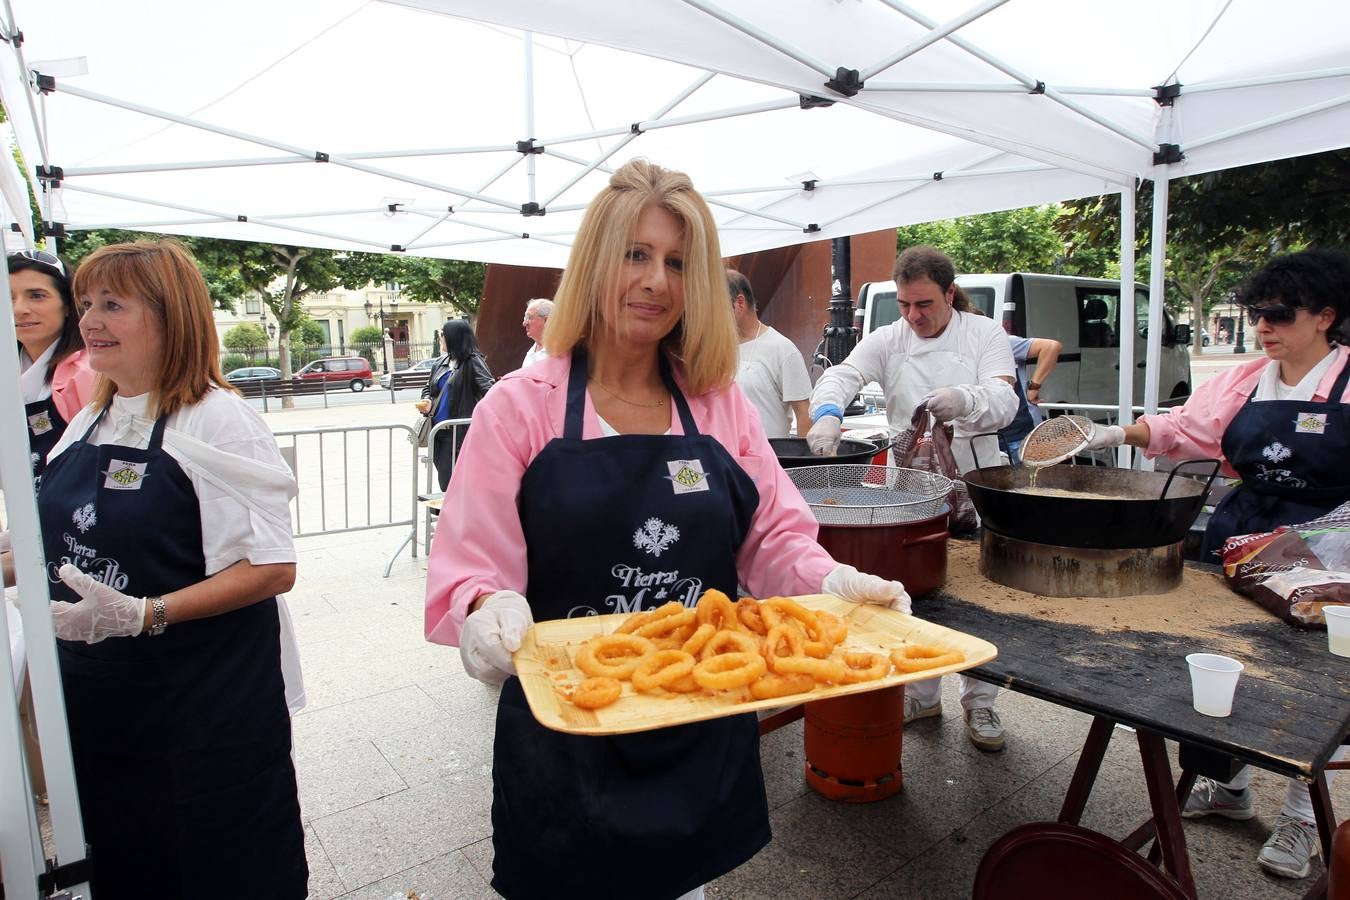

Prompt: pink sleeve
[
  {"left": 1138, "top": 362, "right": 1259, "bottom": 477},
  {"left": 52, "top": 352, "right": 97, "bottom": 423},
  {"left": 424, "top": 382, "right": 538, "bottom": 646},
  {"left": 716, "top": 388, "right": 837, "bottom": 597}
]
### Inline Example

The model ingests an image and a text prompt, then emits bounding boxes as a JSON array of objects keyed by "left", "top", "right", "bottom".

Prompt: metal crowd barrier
[
  {"left": 269, "top": 423, "right": 420, "bottom": 577},
  {"left": 411, "top": 418, "right": 471, "bottom": 563}
]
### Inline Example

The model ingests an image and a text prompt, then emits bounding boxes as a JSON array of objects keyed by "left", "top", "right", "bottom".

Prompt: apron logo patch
[
  {"left": 104, "top": 459, "right": 148, "bottom": 490},
  {"left": 1294, "top": 413, "right": 1327, "bottom": 435},
  {"left": 72, "top": 502, "right": 97, "bottom": 533},
  {"left": 666, "top": 458, "right": 709, "bottom": 495},
  {"left": 633, "top": 517, "right": 681, "bottom": 557},
  {"left": 27, "top": 411, "right": 53, "bottom": 435},
  {"left": 1261, "top": 441, "right": 1292, "bottom": 463}
]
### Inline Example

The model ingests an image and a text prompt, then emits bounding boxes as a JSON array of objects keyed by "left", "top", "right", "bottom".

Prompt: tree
[
  {"left": 896, "top": 207, "right": 1067, "bottom": 275},
  {"left": 60, "top": 230, "right": 251, "bottom": 313},
  {"left": 350, "top": 325, "right": 384, "bottom": 344},
  {"left": 1162, "top": 236, "right": 1267, "bottom": 352},
  {"left": 338, "top": 253, "right": 486, "bottom": 319},
  {"left": 222, "top": 323, "right": 268, "bottom": 352}
]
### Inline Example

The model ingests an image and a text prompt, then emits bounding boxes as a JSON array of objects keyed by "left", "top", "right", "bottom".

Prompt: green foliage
[
  {"left": 222, "top": 323, "right": 268, "bottom": 351},
  {"left": 350, "top": 325, "right": 384, "bottom": 344},
  {"left": 339, "top": 254, "right": 486, "bottom": 316},
  {"left": 896, "top": 207, "right": 1069, "bottom": 275},
  {"left": 60, "top": 231, "right": 250, "bottom": 313},
  {"left": 291, "top": 318, "right": 326, "bottom": 346}
]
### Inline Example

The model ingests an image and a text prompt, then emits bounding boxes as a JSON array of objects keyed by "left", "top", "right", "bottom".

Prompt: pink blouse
[
  {"left": 51, "top": 349, "right": 98, "bottom": 423},
  {"left": 424, "top": 353, "right": 836, "bottom": 646},
  {"left": 1140, "top": 345, "right": 1350, "bottom": 477}
]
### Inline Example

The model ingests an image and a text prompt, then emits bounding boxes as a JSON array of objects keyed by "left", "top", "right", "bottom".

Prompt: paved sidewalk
[{"left": 289, "top": 528, "right": 1347, "bottom": 899}]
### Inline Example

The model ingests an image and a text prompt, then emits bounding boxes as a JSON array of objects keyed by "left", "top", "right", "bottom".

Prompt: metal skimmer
[
  {"left": 1020, "top": 414, "right": 1094, "bottom": 468},
  {"left": 788, "top": 465, "right": 953, "bottom": 526}
]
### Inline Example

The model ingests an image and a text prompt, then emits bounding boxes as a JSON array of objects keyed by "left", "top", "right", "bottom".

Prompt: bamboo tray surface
[{"left": 513, "top": 594, "right": 998, "bottom": 735}]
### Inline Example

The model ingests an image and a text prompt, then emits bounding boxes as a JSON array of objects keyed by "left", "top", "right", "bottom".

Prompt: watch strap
[
  {"left": 1027, "top": 380, "right": 1042, "bottom": 391},
  {"left": 149, "top": 596, "right": 168, "bottom": 636}
]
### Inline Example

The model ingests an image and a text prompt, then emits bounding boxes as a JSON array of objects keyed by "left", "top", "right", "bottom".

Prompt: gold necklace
[{"left": 590, "top": 378, "right": 667, "bottom": 408}]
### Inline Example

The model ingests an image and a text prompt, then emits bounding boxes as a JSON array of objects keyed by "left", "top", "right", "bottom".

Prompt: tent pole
[
  {"left": 1186, "top": 91, "right": 1350, "bottom": 152},
  {"left": 1185, "top": 65, "right": 1350, "bottom": 94},
  {"left": 1117, "top": 186, "right": 1136, "bottom": 469},
  {"left": 1142, "top": 168, "right": 1171, "bottom": 473},
  {"left": 524, "top": 32, "right": 537, "bottom": 207},
  {"left": 680, "top": 0, "right": 834, "bottom": 78},
  {"left": 859, "top": 0, "right": 1011, "bottom": 81}
]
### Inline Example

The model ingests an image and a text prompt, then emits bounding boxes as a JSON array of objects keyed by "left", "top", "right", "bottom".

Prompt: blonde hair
[
  {"left": 544, "top": 159, "right": 737, "bottom": 394},
  {"left": 73, "top": 239, "right": 232, "bottom": 417}
]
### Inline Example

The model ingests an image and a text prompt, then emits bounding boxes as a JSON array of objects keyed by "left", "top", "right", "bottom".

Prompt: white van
[{"left": 852, "top": 273, "right": 1194, "bottom": 412}]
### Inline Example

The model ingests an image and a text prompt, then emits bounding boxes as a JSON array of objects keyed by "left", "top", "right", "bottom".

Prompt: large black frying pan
[
  {"left": 769, "top": 437, "right": 880, "bottom": 469},
  {"left": 962, "top": 458, "right": 1220, "bottom": 549}
]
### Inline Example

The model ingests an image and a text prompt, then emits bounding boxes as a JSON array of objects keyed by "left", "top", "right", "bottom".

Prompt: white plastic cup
[
  {"left": 1325, "top": 606, "right": 1350, "bottom": 658},
  {"left": 1186, "top": 653, "right": 1244, "bottom": 717}
]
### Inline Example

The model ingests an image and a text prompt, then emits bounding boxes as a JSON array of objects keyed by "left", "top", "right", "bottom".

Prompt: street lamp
[{"left": 363, "top": 296, "right": 401, "bottom": 372}]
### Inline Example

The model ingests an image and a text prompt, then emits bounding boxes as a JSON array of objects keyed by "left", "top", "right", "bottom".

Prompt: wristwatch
[
  {"left": 1027, "top": 380, "right": 1042, "bottom": 391},
  {"left": 148, "top": 597, "right": 168, "bottom": 636}
]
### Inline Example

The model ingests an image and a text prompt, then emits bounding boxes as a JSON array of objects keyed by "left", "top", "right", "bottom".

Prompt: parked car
[
  {"left": 852, "top": 273, "right": 1194, "bottom": 411},
  {"left": 379, "top": 356, "right": 438, "bottom": 390},
  {"left": 292, "top": 356, "right": 375, "bottom": 391},
  {"left": 225, "top": 366, "right": 281, "bottom": 384},
  {"left": 1201, "top": 329, "right": 1211, "bottom": 347}
]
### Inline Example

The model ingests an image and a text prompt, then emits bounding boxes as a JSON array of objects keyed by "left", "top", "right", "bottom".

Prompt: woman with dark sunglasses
[
  {"left": 1084, "top": 248, "right": 1350, "bottom": 879},
  {"left": 9, "top": 250, "right": 97, "bottom": 485}
]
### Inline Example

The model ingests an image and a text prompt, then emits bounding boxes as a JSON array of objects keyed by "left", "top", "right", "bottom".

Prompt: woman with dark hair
[
  {"left": 10, "top": 249, "right": 96, "bottom": 484},
  {"left": 418, "top": 318, "right": 495, "bottom": 490},
  {"left": 38, "top": 239, "right": 307, "bottom": 899},
  {"left": 1087, "top": 248, "right": 1350, "bottom": 881}
]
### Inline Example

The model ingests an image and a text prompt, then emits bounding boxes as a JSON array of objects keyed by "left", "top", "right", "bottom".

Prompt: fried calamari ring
[
  {"left": 663, "top": 673, "right": 702, "bottom": 694},
  {"left": 838, "top": 651, "right": 891, "bottom": 683},
  {"left": 680, "top": 623, "right": 717, "bottom": 656},
  {"left": 749, "top": 672, "right": 817, "bottom": 700},
  {"left": 615, "top": 600, "right": 684, "bottom": 634},
  {"left": 692, "top": 652, "right": 766, "bottom": 691},
  {"left": 575, "top": 633, "right": 655, "bottom": 680},
  {"left": 814, "top": 610, "right": 850, "bottom": 645},
  {"left": 762, "top": 597, "right": 837, "bottom": 658},
  {"left": 699, "top": 630, "right": 760, "bottom": 660},
  {"left": 736, "top": 598, "right": 769, "bottom": 635},
  {"left": 763, "top": 623, "right": 806, "bottom": 673},
  {"left": 890, "top": 644, "right": 964, "bottom": 673},
  {"left": 772, "top": 655, "right": 849, "bottom": 684},
  {"left": 695, "top": 589, "right": 743, "bottom": 632},
  {"left": 571, "top": 677, "right": 622, "bottom": 709},
  {"left": 635, "top": 609, "right": 697, "bottom": 640},
  {"left": 632, "top": 650, "right": 697, "bottom": 693}
]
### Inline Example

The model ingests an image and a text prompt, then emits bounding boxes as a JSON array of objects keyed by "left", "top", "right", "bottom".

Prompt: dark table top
[{"left": 916, "top": 566, "right": 1350, "bottom": 782}]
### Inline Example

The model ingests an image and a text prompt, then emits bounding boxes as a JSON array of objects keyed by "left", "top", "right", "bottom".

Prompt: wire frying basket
[
  {"left": 788, "top": 465, "right": 953, "bottom": 526},
  {"left": 1020, "top": 414, "right": 1094, "bottom": 468}
]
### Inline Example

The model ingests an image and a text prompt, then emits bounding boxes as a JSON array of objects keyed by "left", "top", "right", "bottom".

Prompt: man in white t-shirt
[
  {"left": 520, "top": 298, "right": 552, "bottom": 368},
  {"left": 728, "top": 269, "right": 812, "bottom": 438}
]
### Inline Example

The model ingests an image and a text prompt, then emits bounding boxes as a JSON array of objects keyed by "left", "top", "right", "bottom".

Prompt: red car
[{"left": 292, "top": 356, "right": 374, "bottom": 391}]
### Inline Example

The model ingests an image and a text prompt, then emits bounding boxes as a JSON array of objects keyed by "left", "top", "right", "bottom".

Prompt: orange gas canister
[{"left": 803, "top": 685, "right": 905, "bottom": 802}]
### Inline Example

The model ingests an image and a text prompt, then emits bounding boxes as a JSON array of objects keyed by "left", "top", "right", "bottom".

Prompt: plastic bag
[
  {"left": 892, "top": 404, "right": 978, "bottom": 534},
  {"left": 1222, "top": 501, "right": 1350, "bottom": 627}
]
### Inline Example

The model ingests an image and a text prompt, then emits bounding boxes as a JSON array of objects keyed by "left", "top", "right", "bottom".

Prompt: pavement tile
[
  {"left": 296, "top": 735, "right": 408, "bottom": 820},
  {"left": 372, "top": 708, "right": 496, "bottom": 787},
  {"left": 757, "top": 716, "right": 808, "bottom": 811},
  {"left": 459, "top": 836, "right": 496, "bottom": 889},
  {"left": 418, "top": 674, "right": 502, "bottom": 718},
  {"left": 311, "top": 774, "right": 494, "bottom": 891},
  {"left": 305, "top": 823, "right": 348, "bottom": 900},
  {"left": 294, "top": 685, "right": 444, "bottom": 746},
  {"left": 336, "top": 850, "right": 498, "bottom": 900}
]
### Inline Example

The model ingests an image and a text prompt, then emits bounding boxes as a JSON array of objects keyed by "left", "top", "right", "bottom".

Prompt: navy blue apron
[
  {"left": 37, "top": 407, "right": 307, "bottom": 900},
  {"left": 25, "top": 395, "right": 66, "bottom": 487},
  {"left": 1202, "top": 358, "right": 1350, "bottom": 560},
  {"left": 489, "top": 348, "right": 770, "bottom": 900}
]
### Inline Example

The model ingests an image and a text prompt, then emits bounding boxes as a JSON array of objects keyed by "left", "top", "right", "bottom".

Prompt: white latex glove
[
  {"left": 822, "top": 564, "right": 912, "bottom": 615},
  {"left": 460, "top": 590, "right": 534, "bottom": 685},
  {"left": 1085, "top": 424, "right": 1126, "bottom": 452},
  {"left": 921, "top": 386, "right": 972, "bottom": 422},
  {"left": 53, "top": 564, "right": 147, "bottom": 644},
  {"left": 807, "top": 416, "right": 843, "bottom": 456}
]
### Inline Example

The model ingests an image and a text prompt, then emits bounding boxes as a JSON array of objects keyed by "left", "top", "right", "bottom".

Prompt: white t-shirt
[
  {"left": 735, "top": 325, "right": 812, "bottom": 438},
  {"left": 48, "top": 387, "right": 306, "bottom": 711},
  {"left": 1257, "top": 347, "right": 1340, "bottom": 402},
  {"left": 522, "top": 343, "right": 548, "bottom": 368}
]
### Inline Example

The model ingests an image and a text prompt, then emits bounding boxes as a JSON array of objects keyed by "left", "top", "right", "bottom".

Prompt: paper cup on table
[
  {"left": 1186, "top": 653, "right": 1244, "bottom": 717},
  {"left": 1325, "top": 606, "right": 1350, "bottom": 658}
]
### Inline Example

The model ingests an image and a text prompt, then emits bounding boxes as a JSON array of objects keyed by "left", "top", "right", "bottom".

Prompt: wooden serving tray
[{"left": 512, "top": 594, "right": 998, "bottom": 735}]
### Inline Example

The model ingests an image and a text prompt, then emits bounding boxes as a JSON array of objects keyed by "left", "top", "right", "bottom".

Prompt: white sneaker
[
  {"left": 903, "top": 696, "right": 942, "bottom": 724},
  {"left": 964, "top": 707, "right": 1005, "bottom": 752},
  {"left": 1182, "top": 776, "right": 1255, "bottom": 820},
  {"left": 1257, "top": 814, "right": 1319, "bottom": 879}
]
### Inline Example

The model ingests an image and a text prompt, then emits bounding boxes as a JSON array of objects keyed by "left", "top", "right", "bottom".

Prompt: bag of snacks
[
  {"left": 893, "top": 404, "right": 977, "bottom": 534},
  {"left": 1221, "top": 501, "right": 1350, "bottom": 627}
]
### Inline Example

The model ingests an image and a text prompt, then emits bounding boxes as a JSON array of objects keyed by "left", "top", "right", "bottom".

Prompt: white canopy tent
[{"left": 1, "top": 3, "right": 1349, "bottom": 895}]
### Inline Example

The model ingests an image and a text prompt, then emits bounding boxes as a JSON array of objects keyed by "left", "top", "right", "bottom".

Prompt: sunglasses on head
[
  {"left": 1245, "top": 304, "right": 1299, "bottom": 327},
  {"left": 9, "top": 249, "right": 67, "bottom": 278}
]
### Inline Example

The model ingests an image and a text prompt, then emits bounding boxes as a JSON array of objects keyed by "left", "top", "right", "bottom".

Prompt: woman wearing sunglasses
[
  {"left": 1085, "top": 249, "right": 1350, "bottom": 879},
  {"left": 9, "top": 249, "right": 96, "bottom": 484}
]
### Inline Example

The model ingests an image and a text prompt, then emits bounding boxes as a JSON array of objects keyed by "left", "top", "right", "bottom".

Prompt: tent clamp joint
[
  {"left": 516, "top": 139, "right": 544, "bottom": 155},
  {"left": 314, "top": 151, "right": 330, "bottom": 163},
  {"left": 629, "top": 122, "right": 644, "bottom": 134},
  {"left": 799, "top": 94, "right": 834, "bottom": 110},
  {"left": 1153, "top": 143, "right": 1185, "bottom": 165},
  {"left": 6, "top": 29, "right": 23, "bottom": 48},
  {"left": 1153, "top": 82, "right": 1182, "bottom": 106},
  {"left": 36, "top": 164, "right": 63, "bottom": 187},
  {"left": 42, "top": 221, "right": 66, "bottom": 238},
  {"left": 390, "top": 244, "right": 406, "bottom": 252},
  {"left": 1029, "top": 81, "right": 1046, "bottom": 95},
  {"left": 37, "top": 848, "right": 92, "bottom": 896},
  {"left": 933, "top": 171, "right": 944, "bottom": 181},
  {"left": 9, "top": 223, "right": 22, "bottom": 232},
  {"left": 802, "top": 179, "right": 817, "bottom": 192},
  {"left": 521, "top": 202, "right": 545, "bottom": 217},
  {"left": 34, "top": 72, "right": 55, "bottom": 94},
  {"left": 824, "top": 67, "right": 862, "bottom": 97},
  {"left": 237, "top": 215, "right": 248, "bottom": 222},
  {"left": 803, "top": 223, "right": 820, "bottom": 233},
  {"left": 387, "top": 203, "right": 402, "bottom": 214}
]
